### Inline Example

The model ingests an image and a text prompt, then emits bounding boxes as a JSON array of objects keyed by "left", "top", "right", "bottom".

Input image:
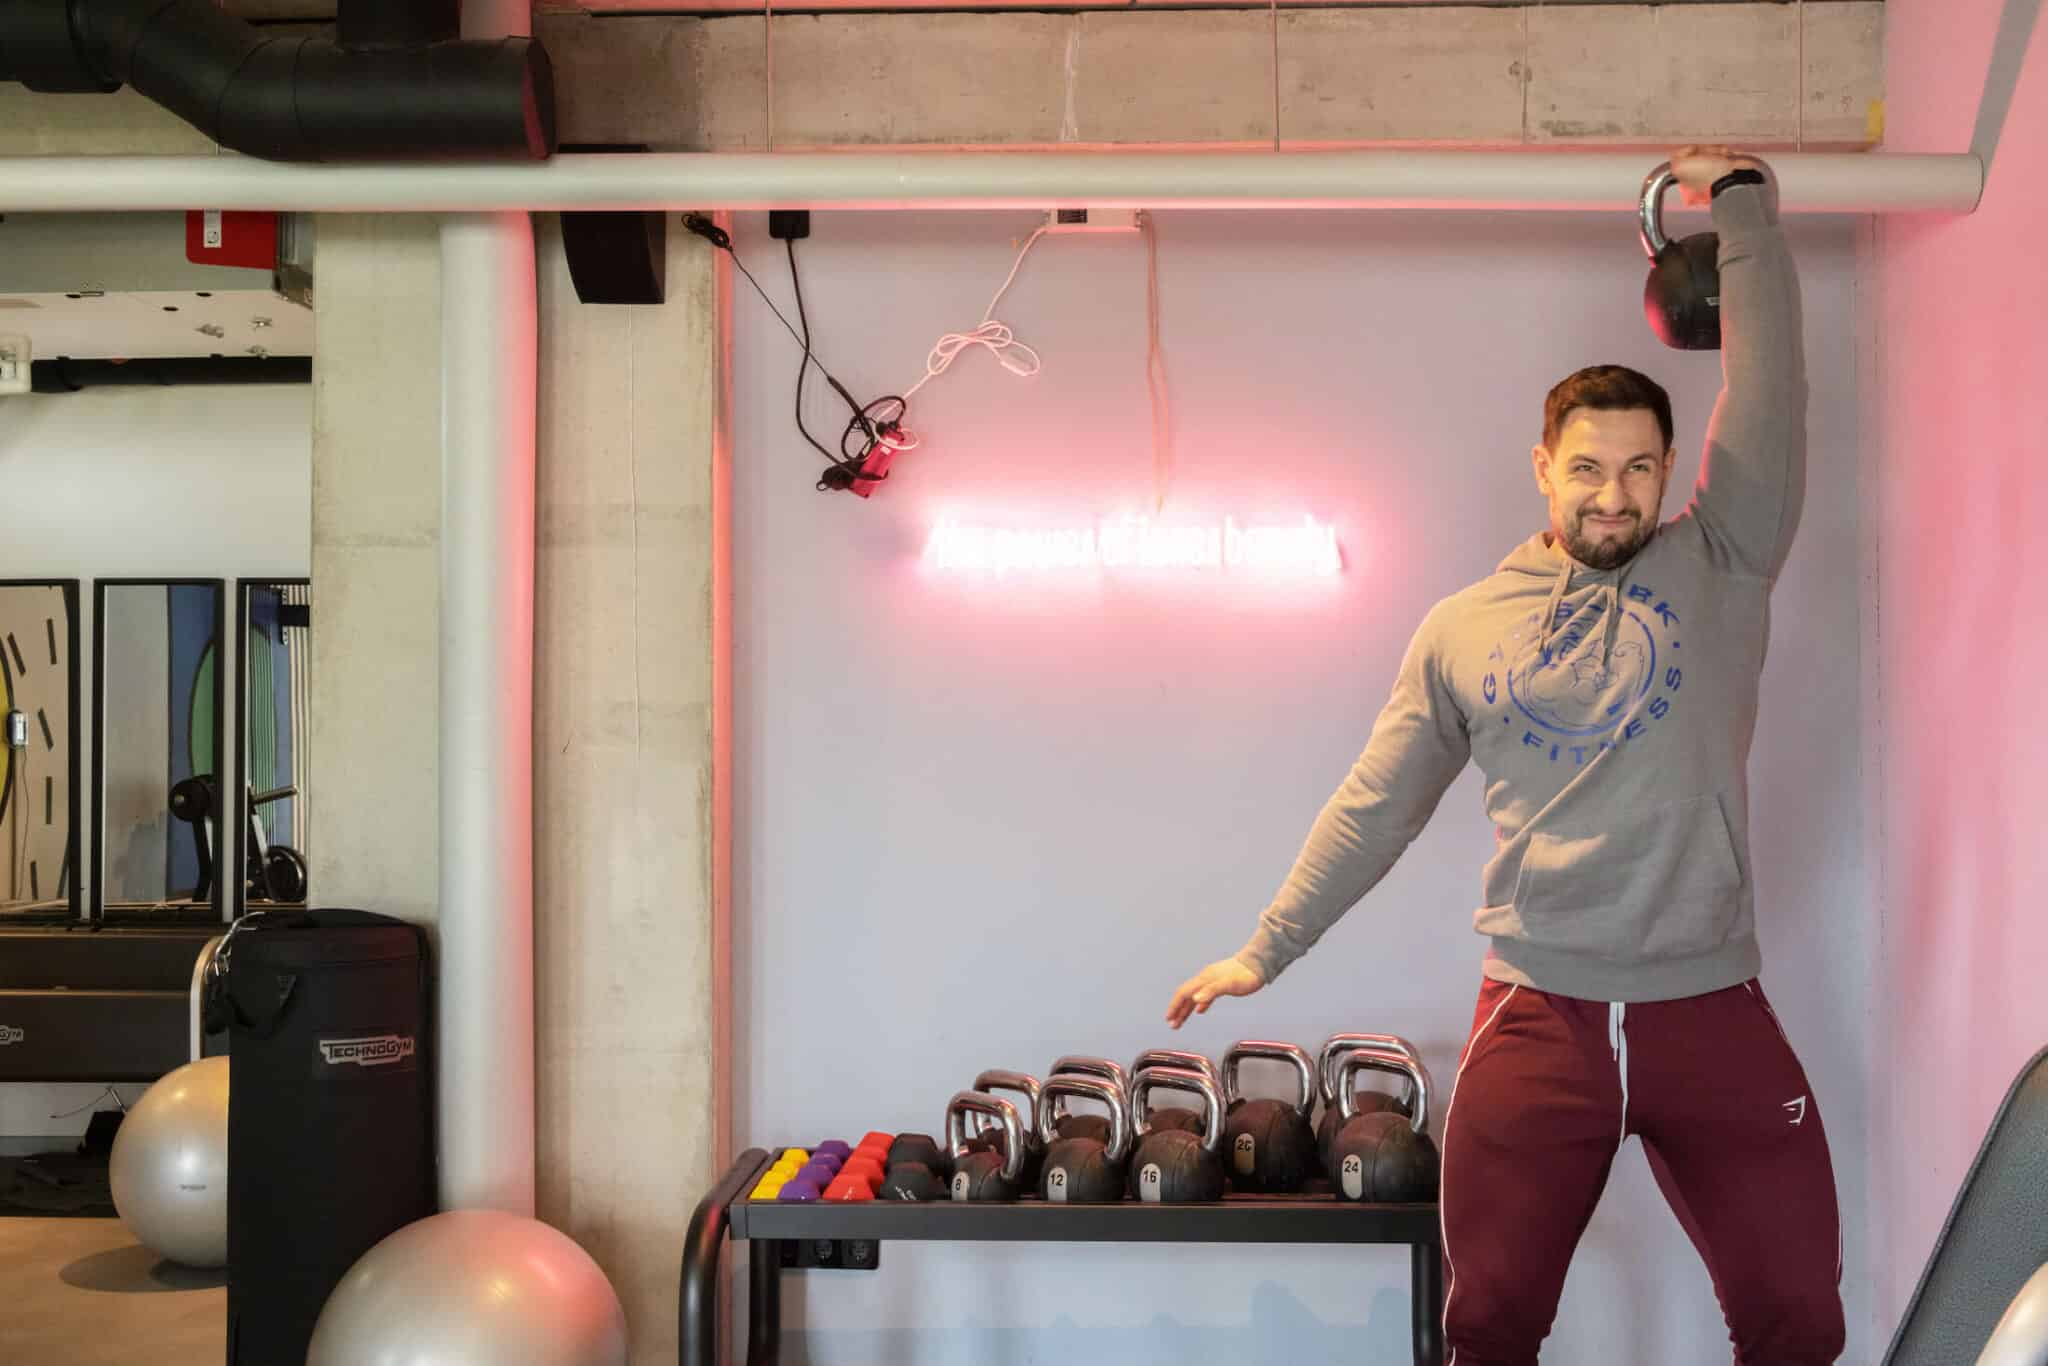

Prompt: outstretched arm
[
  {"left": 1165, "top": 613, "right": 1470, "bottom": 1028},
  {"left": 1232, "top": 607, "right": 1472, "bottom": 984},
  {"left": 1676, "top": 146, "right": 1809, "bottom": 580}
]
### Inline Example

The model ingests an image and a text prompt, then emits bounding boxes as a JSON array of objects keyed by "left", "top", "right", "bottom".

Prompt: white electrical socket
[
  {"left": 0, "top": 334, "right": 28, "bottom": 396},
  {"left": 1043, "top": 209, "right": 1140, "bottom": 234}
]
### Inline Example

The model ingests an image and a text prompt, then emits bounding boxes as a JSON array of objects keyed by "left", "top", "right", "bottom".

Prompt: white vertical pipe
[
  {"left": 438, "top": 209, "right": 536, "bottom": 1216},
  {"left": 438, "top": 0, "right": 536, "bottom": 1214},
  {"left": 422, "top": 0, "right": 536, "bottom": 1224}
]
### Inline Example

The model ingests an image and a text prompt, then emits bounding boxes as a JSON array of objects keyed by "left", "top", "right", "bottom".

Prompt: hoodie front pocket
[{"left": 1510, "top": 793, "right": 1744, "bottom": 961}]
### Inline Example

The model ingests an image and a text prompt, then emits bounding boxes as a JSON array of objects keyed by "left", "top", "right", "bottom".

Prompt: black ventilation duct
[{"left": 0, "top": 0, "right": 554, "bottom": 162}]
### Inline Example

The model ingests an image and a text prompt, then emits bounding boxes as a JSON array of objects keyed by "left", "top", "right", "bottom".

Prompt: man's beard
[{"left": 1562, "top": 511, "right": 1651, "bottom": 570}]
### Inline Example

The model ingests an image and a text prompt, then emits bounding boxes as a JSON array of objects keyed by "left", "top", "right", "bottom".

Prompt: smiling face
[{"left": 1532, "top": 406, "right": 1676, "bottom": 571}]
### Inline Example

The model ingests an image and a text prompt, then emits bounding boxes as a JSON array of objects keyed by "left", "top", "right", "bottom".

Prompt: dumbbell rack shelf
[{"left": 680, "top": 1148, "right": 1445, "bottom": 1366}]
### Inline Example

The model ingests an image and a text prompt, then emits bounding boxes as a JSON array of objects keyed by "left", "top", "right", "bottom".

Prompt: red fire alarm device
[{"left": 185, "top": 210, "right": 279, "bottom": 270}]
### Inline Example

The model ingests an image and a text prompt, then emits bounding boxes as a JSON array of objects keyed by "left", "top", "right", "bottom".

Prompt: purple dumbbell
[{"left": 777, "top": 1179, "right": 822, "bottom": 1203}]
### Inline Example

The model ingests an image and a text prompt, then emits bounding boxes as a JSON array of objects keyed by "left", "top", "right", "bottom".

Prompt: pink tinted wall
[{"left": 1872, "top": 0, "right": 2048, "bottom": 1336}]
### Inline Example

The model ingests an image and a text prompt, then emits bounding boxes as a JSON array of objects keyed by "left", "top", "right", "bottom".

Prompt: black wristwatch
[{"left": 1710, "top": 167, "right": 1768, "bottom": 199}]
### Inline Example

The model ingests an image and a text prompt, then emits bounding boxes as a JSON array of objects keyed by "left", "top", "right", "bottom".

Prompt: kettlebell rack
[{"left": 680, "top": 1148, "right": 1445, "bottom": 1366}]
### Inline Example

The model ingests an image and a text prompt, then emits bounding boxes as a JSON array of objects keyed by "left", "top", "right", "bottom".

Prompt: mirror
[
  {"left": 92, "top": 579, "right": 226, "bottom": 921},
  {"left": 0, "top": 581, "right": 81, "bottom": 918},
  {"left": 236, "top": 580, "right": 310, "bottom": 911}
]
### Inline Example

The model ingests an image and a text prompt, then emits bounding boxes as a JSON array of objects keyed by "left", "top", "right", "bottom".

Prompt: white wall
[
  {"left": 1867, "top": 0, "right": 2048, "bottom": 1340},
  {"left": 0, "top": 382, "right": 310, "bottom": 1138},
  {"left": 732, "top": 209, "right": 1871, "bottom": 1364}
]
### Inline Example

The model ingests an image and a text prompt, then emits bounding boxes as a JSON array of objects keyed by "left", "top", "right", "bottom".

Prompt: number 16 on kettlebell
[{"left": 1128, "top": 1066, "right": 1228, "bottom": 1203}]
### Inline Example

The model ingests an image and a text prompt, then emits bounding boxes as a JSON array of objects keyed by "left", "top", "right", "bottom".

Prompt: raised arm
[{"left": 1679, "top": 149, "right": 1809, "bottom": 580}]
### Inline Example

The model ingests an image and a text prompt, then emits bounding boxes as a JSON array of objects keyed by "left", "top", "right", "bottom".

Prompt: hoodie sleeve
[
  {"left": 1234, "top": 607, "right": 1470, "bottom": 983},
  {"left": 1680, "top": 178, "right": 1809, "bottom": 581}
]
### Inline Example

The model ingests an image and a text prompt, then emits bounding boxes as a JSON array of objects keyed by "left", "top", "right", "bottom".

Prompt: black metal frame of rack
[{"left": 679, "top": 1148, "right": 1446, "bottom": 1366}]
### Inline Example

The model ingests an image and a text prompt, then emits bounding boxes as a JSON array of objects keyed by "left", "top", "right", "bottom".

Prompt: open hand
[
  {"left": 1164, "top": 957, "right": 1266, "bottom": 1029},
  {"left": 1671, "top": 144, "right": 1770, "bottom": 208}
]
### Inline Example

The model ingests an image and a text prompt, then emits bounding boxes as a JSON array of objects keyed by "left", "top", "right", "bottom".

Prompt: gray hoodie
[{"left": 1236, "top": 181, "right": 1804, "bottom": 1004}]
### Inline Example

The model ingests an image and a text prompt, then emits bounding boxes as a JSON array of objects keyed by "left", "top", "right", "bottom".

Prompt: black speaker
[
  {"left": 558, "top": 145, "right": 666, "bottom": 305},
  {"left": 561, "top": 210, "right": 667, "bottom": 305},
  {"left": 223, "top": 908, "right": 434, "bottom": 1366}
]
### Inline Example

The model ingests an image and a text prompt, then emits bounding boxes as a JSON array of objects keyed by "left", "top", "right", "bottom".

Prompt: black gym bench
[{"left": 681, "top": 1148, "right": 1445, "bottom": 1366}]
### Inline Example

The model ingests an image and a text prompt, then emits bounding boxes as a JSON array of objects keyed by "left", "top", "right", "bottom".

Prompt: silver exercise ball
[
  {"left": 307, "top": 1209, "right": 629, "bottom": 1366},
  {"left": 108, "top": 1055, "right": 230, "bottom": 1268}
]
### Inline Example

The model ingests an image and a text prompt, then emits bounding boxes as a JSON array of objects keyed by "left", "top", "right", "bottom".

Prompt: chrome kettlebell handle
[
  {"left": 1223, "top": 1040, "right": 1317, "bottom": 1118},
  {"left": 1131, "top": 1048, "right": 1218, "bottom": 1088},
  {"left": 1639, "top": 162, "right": 1679, "bottom": 262},
  {"left": 1038, "top": 1073, "right": 1132, "bottom": 1161},
  {"left": 1337, "top": 1048, "right": 1433, "bottom": 1135},
  {"left": 1048, "top": 1056, "right": 1130, "bottom": 1115},
  {"left": 1318, "top": 1032, "right": 1423, "bottom": 1107},
  {"left": 946, "top": 1091, "right": 1027, "bottom": 1182},
  {"left": 1132, "top": 1065, "right": 1226, "bottom": 1156},
  {"left": 973, "top": 1069, "right": 1042, "bottom": 1134}
]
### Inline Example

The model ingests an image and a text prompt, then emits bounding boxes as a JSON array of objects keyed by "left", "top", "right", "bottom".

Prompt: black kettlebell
[
  {"left": 946, "top": 1090, "right": 1027, "bottom": 1202},
  {"left": 1331, "top": 1048, "right": 1439, "bottom": 1203},
  {"left": 1220, "top": 1040, "right": 1317, "bottom": 1193},
  {"left": 1315, "top": 1032, "right": 1420, "bottom": 1175},
  {"left": 1130, "top": 1049, "right": 1219, "bottom": 1135},
  {"left": 972, "top": 1070, "right": 1044, "bottom": 1191},
  {"left": 1127, "top": 1065, "right": 1227, "bottom": 1203},
  {"left": 1046, "top": 1055, "right": 1130, "bottom": 1144},
  {"left": 1037, "top": 1073, "right": 1132, "bottom": 1204},
  {"left": 1640, "top": 161, "right": 1724, "bottom": 351}
]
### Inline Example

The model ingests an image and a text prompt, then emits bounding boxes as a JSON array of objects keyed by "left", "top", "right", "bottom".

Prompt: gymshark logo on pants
[
  {"left": 1783, "top": 1096, "right": 1808, "bottom": 1126},
  {"left": 318, "top": 1034, "right": 416, "bottom": 1067},
  {"left": 0, "top": 1026, "right": 22, "bottom": 1046}
]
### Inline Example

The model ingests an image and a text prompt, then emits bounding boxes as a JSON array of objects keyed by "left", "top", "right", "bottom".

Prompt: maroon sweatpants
[{"left": 1438, "top": 977, "right": 1845, "bottom": 1365}]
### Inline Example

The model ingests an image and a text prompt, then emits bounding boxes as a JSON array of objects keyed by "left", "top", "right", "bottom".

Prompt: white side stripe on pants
[
  {"left": 1440, "top": 984, "right": 1519, "bottom": 1366},
  {"left": 1607, "top": 1001, "right": 1630, "bottom": 1150}
]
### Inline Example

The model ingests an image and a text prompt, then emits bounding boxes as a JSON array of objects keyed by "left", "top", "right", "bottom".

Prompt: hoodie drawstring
[
  {"left": 1541, "top": 557, "right": 1626, "bottom": 669},
  {"left": 1540, "top": 559, "right": 1573, "bottom": 657}
]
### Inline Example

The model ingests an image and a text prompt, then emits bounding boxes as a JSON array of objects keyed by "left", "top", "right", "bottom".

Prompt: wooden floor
[{"left": 0, "top": 1218, "right": 224, "bottom": 1366}]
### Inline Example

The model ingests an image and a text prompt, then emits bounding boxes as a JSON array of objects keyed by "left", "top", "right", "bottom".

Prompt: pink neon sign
[{"left": 922, "top": 515, "right": 1343, "bottom": 577}]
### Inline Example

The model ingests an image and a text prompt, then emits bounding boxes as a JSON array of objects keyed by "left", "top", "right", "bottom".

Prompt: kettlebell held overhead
[{"left": 1639, "top": 159, "right": 1770, "bottom": 351}]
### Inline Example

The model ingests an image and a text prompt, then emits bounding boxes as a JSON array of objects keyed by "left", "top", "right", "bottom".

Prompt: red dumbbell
[{"left": 825, "top": 1174, "right": 875, "bottom": 1202}]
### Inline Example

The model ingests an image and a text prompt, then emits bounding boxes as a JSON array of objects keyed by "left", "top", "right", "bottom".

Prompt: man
[{"left": 1165, "top": 146, "right": 1845, "bottom": 1365}]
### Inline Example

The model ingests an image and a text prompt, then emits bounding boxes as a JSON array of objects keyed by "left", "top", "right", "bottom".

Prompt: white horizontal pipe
[{"left": 0, "top": 150, "right": 1982, "bottom": 214}]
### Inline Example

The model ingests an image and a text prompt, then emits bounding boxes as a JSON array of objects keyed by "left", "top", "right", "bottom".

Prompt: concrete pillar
[
  {"left": 308, "top": 215, "right": 443, "bottom": 921},
  {"left": 531, "top": 214, "right": 726, "bottom": 1364}
]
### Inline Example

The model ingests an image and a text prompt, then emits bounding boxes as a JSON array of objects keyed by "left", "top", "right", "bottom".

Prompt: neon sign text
[{"left": 923, "top": 515, "right": 1342, "bottom": 577}]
